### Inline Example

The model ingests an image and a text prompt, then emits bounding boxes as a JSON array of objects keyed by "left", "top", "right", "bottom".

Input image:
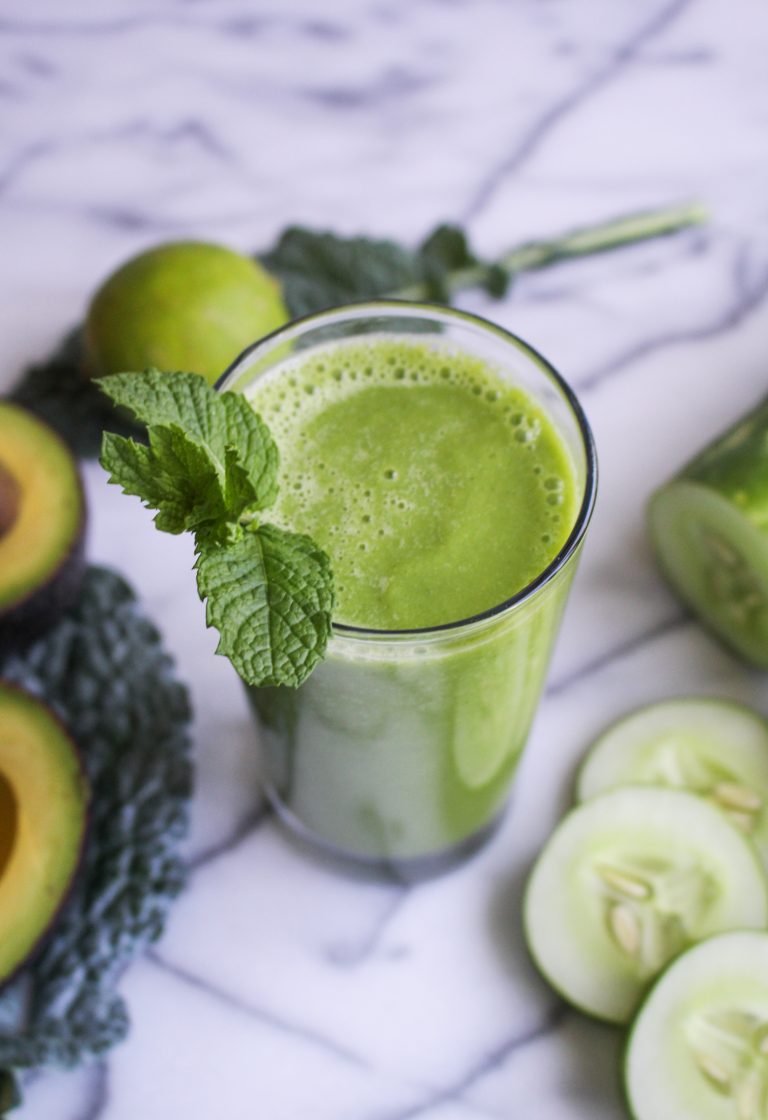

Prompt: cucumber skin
[
  {"left": 573, "top": 695, "right": 768, "bottom": 805},
  {"left": 622, "top": 941, "right": 686, "bottom": 1120},
  {"left": 622, "top": 930, "right": 768, "bottom": 1120},
  {"left": 679, "top": 397, "right": 768, "bottom": 522},
  {"left": 523, "top": 786, "right": 768, "bottom": 1026},
  {"left": 649, "top": 395, "right": 768, "bottom": 667}
]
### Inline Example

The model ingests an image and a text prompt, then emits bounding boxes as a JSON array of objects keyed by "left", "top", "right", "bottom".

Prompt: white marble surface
[{"left": 2, "top": 0, "right": 768, "bottom": 1116}]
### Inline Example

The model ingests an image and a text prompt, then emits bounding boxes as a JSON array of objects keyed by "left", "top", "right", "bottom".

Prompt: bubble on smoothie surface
[{"left": 246, "top": 339, "right": 579, "bottom": 629}]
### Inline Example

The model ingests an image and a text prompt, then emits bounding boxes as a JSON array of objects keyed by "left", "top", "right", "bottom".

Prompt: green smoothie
[
  {"left": 253, "top": 339, "right": 577, "bottom": 630},
  {"left": 232, "top": 313, "right": 591, "bottom": 873}
]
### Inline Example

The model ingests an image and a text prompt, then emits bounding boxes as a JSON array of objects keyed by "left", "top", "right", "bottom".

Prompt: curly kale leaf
[
  {"left": 258, "top": 222, "right": 508, "bottom": 316},
  {"left": 0, "top": 567, "right": 193, "bottom": 1084},
  {"left": 9, "top": 330, "right": 140, "bottom": 460}
]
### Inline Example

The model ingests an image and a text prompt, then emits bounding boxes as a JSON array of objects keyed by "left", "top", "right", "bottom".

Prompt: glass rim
[{"left": 217, "top": 298, "right": 598, "bottom": 640}]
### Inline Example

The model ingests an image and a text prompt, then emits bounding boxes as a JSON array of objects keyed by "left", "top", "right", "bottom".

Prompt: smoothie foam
[{"left": 249, "top": 338, "right": 578, "bottom": 631}]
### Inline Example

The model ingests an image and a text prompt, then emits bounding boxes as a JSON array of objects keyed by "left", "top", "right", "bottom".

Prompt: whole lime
[{"left": 84, "top": 241, "right": 289, "bottom": 386}]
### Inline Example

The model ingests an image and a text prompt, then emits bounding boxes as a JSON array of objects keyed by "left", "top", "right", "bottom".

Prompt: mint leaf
[
  {"left": 101, "top": 424, "right": 227, "bottom": 534},
  {"left": 98, "top": 368, "right": 223, "bottom": 439},
  {"left": 219, "top": 393, "right": 279, "bottom": 510},
  {"left": 99, "top": 370, "right": 279, "bottom": 510},
  {"left": 148, "top": 425, "right": 229, "bottom": 532},
  {"left": 195, "top": 524, "right": 334, "bottom": 688},
  {"left": 99, "top": 432, "right": 165, "bottom": 506},
  {"left": 98, "top": 370, "right": 334, "bottom": 688}
]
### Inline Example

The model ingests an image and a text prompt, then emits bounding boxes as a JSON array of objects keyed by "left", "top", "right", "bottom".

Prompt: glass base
[{"left": 263, "top": 784, "right": 507, "bottom": 883}]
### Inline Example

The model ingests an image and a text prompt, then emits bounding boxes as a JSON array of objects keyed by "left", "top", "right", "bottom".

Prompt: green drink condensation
[{"left": 226, "top": 305, "right": 594, "bottom": 874}]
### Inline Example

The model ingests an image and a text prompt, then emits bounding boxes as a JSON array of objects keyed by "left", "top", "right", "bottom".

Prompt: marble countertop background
[{"left": 2, "top": 1, "right": 768, "bottom": 1116}]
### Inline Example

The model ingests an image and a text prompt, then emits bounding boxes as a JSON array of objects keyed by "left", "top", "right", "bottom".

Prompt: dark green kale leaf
[
  {"left": 259, "top": 226, "right": 422, "bottom": 318},
  {"left": 258, "top": 221, "right": 510, "bottom": 316},
  {"left": 0, "top": 567, "right": 193, "bottom": 1089},
  {"left": 417, "top": 224, "right": 491, "bottom": 303},
  {"left": 9, "top": 330, "right": 139, "bottom": 460},
  {"left": 0, "top": 1070, "right": 19, "bottom": 1115}
]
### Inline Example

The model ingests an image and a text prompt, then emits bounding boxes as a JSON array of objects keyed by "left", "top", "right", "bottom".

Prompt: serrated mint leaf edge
[
  {"left": 98, "top": 371, "right": 279, "bottom": 518},
  {"left": 194, "top": 523, "right": 334, "bottom": 689}
]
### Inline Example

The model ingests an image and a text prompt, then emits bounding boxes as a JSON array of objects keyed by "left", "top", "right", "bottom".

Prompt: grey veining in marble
[{"left": 2, "top": 0, "right": 768, "bottom": 1116}]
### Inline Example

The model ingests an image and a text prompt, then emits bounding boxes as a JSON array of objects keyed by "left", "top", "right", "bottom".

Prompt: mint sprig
[
  {"left": 98, "top": 371, "right": 334, "bottom": 688},
  {"left": 196, "top": 524, "right": 333, "bottom": 687}
]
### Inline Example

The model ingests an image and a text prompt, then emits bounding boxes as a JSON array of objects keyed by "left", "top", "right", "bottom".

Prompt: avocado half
[
  {"left": 0, "top": 402, "right": 86, "bottom": 652},
  {"left": 0, "top": 681, "right": 89, "bottom": 985}
]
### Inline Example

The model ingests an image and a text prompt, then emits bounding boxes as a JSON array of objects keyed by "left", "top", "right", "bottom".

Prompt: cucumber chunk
[
  {"left": 649, "top": 397, "right": 768, "bottom": 667},
  {"left": 575, "top": 698, "right": 768, "bottom": 868},
  {"left": 523, "top": 787, "right": 768, "bottom": 1023},
  {"left": 626, "top": 931, "right": 768, "bottom": 1120},
  {"left": 649, "top": 481, "right": 768, "bottom": 665}
]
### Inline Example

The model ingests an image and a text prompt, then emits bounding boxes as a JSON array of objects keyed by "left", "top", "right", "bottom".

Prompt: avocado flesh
[
  {"left": 0, "top": 403, "right": 85, "bottom": 648},
  {"left": 0, "top": 683, "right": 88, "bottom": 985}
]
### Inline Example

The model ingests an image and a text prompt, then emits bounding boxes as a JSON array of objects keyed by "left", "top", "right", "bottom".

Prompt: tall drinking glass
[{"left": 218, "top": 302, "right": 597, "bottom": 878}]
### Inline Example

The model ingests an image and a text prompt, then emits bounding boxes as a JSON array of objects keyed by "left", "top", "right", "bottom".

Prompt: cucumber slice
[
  {"left": 649, "top": 481, "right": 768, "bottom": 665},
  {"left": 575, "top": 698, "right": 768, "bottom": 868},
  {"left": 649, "top": 397, "right": 768, "bottom": 667},
  {"left": 523, "top": 787, "right": 768, "bottom": 1023},
  {"left": 626, "top": 931, "right": 768, "bottom": 1120}
]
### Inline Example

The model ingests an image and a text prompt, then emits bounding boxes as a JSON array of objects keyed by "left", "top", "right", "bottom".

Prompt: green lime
[{"left": 84, "top": 241, "right": 289, "bottom": 386}]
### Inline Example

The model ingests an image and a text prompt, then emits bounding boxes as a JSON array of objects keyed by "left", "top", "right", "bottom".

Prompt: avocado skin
[
  {"left": 0, "top": 409, "right": 87, "bottom": 656},
  {"left": 0, "top": 681, "right": 90, "bottom": 991}
]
